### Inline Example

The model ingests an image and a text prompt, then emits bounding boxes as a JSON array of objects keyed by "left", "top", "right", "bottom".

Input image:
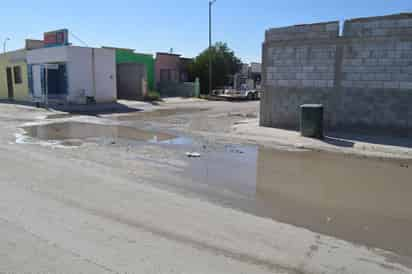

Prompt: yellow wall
[{"left": 0, "top": 50, "right": 30, "bottom": 101}]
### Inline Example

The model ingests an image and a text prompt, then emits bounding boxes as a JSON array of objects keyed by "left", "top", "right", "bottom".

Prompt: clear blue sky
[{"left": 1, "top": 1, "right": 411, "bottom": 63}]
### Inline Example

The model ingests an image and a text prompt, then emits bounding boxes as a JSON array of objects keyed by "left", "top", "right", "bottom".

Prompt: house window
[
  {"left": 13, "top": 66, "right": 22, "bottom": 84},
  {"left": 160, "top": 69, "right": 179, "bottom": 82},
  {"left": 160, "top": 69, "right": 171, "bottom": 81}
]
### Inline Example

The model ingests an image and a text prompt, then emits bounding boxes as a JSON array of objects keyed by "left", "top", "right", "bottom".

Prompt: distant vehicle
[{"left": 213, "top": 85, "right": 260, "bottom": 100}]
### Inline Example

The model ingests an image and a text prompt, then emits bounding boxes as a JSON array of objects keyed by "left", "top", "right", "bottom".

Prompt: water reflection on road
[{"left": 184, "top": 144, "right": 412, "bottom": 257}]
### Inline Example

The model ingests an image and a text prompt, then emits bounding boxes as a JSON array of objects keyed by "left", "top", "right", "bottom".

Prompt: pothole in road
[{"left": 19, "top": 122, "right": 191, "bottom": 147}]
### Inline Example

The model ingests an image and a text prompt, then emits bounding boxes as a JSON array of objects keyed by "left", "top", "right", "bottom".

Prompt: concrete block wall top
[
  {"left": 343, "top": 13, "right": 412, "bottom": 38},
  {"left": 265, "top": 21, "right": 339, "bottom": 42}
]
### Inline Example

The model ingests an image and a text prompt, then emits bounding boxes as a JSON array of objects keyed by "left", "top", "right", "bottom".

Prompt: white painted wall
[
  {"left": 93, "top": 48, "right": 116, "bottom": 103},
  {"left": 67, "top": 47, "right": 116, "bottom": 103},
  {"left": 67, "top": 47, "right": 93, "bottom": 103},
  {"left": 27, "top": 46, "right": 68, "bottom": 64}
]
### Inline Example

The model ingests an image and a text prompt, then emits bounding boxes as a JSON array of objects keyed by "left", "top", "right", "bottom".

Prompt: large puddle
[
  {"left": 21, "top": 122, "right": 180, "bottom": 145},
  {"left": 179, "top": 145, "right": 412, "bottom": 258},
  {"left": 17, "top": 121, "right": 412, "bottom": 258},
  {"left": 111, "top": 108, "right": 209, "bottom": 121}
]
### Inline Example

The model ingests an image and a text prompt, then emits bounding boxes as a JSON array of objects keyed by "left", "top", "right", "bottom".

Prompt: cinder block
[
  {"left": 359, "top": 51, "right": 371, "bottom": 58},
  {"left": 389, "top": 50, "right": 402, "bottom": 59},
  {"left": 307, "top": 73, "right": 322, "bottom": 80},
  {"left": 379, "top": 59, "right": 393, "bottom": 65},
  {"left": 315, "top": 65, "right": 329, "bottom": 72},
  {"left": 266, "top": 80, "right": 277, "bottom": 87},
  {"left": 278, "top": 80, "right": 289, "bottom": 87},
  {"left": 341, "top": 65, "right": 355, "bottom": 73},
  {"left": 302, "top": 80, "right": 315, "bottom": 87},
  {"left": 296, "top": 73, "right": 305, "bottom": 80},
  {"left": 315, "top": 80, "right": 328, "bottom": 87},
  {"left": 374, "top": 73, "right": 391, "bottom": 81},
  {"left": 351, "top": 59, "right": 363, "bottom": 66},
  {"left": 272, "top": 74, "right": 281, "bottom": 80},
  {"left": 399, "top": 19, "right": 412, "bottom": 27},
  {"left": 392, "top": 73, "right": 411, "bottom": 81},
  {"left": 320, "top": 73, "right": 334, "bottom": 80},
  {"left": 400, "top": 82, "right": 412, "bottom": 90},
  {"left": 353, "top": 81, "right": 369, "bottom": 88},
  {"left": 394, "top": 58, "right": 411, "bottom": 66},
  {"left": 372, "top": 29, "right": 387, "bottom": 36},
  {"left": 364, "top": 59, "right": 378, "bottom": 66},
  {"left": 385, "top": 66, "right": 401, "bottom": 73},
  {"left": 326, "top": 23, "right": 339, "bottom": 32},
  {"left": 400, "top": 50, "right": 412, "bottom": 59},
  {"left": 397, "top": 42, "right": 412, "bottom": 51},
  {"left": 342, "top": 81, "right": 353, "bottom": 87},
  {"left": 345, "top": 73, "right": 361, "bottom": 81},
  {"left": 267, "top": 67, "right": 276, "bottom": 73},
  {"left": 357, "top": 66, "right": 370, "bottom": 72},
  {"left": 367, "top": 81, "right": 384, "bottom": 89},
  {"left": 383, "top": 81, "right": 400, "bottom": 89},
  {"left": 361, "top": 73, "right": 375, "bottom": 81},
  {"left": 401, "top": 66, "right": 412, "bottom": 73}
]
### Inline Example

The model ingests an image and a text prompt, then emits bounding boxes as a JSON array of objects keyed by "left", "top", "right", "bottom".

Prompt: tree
[{"left": 188, "top": 42, "right": 242, "bottom": 94}]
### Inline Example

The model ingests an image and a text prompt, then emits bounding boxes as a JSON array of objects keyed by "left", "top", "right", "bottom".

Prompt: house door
[{"left": 6, "top": 67, "right": 14, "bottom": 99}]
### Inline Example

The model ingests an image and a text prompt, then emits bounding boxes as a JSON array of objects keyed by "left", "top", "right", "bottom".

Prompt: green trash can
[{"left": 300, "top": 104, "right": 324, "bottom": 139}]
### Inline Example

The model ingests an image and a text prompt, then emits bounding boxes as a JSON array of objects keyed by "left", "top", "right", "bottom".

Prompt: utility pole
[
  {"left": 209, "top": 0, "right": 216, "bottom": 95},
  {"left": 3, "top": 37, "right": 10, "bottom": 53}
]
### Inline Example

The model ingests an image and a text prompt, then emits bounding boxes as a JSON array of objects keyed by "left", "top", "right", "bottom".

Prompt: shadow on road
[
  {"left": 326, "top": 131, "right": 412, "bottom": 148},
  {"left": 322, "top": 136, "right": 355, "bottom": 148},
  {"left": 0, "top": 100, "right": 142, "bottom": 116}
]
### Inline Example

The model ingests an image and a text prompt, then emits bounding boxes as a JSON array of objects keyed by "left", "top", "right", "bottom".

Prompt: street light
[
  {"left": 3, "top": 37, "right": 10, "bottom": 53},
  {"left": 209, "top": 0, "right": 216, "bottom": 95}
]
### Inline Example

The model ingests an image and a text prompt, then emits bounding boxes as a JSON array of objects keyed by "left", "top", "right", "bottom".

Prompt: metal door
[{"left": 6, "top": 67, "right": 13, "bottom": 99}]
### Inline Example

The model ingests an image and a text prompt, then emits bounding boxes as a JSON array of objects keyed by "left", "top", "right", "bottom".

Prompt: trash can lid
[{"left": 301, "top": 104, "right": 323, "bottom": 108}]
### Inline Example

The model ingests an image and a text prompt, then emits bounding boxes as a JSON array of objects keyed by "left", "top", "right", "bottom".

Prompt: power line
[{"left": 69, "top": 31, "right": 89, "bottom": 47}]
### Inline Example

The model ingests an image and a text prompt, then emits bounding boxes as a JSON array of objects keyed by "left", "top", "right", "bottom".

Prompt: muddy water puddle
[
  {"left": 111, "top": 107, "right": 209, "bottom": 121},
  {"left": 180, "top": 145, "right": 412, "bottom": 257},
  {"left": 21, "top": 122, "right": 183, "bottom": 146},
  {"left": 17, "top": 120, "right": 412, "bottom": 257}
]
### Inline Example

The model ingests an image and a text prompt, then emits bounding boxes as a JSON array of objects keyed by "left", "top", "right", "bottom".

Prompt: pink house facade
[{"left": 155, "top": 53, "right": 181, "bottom": 85}]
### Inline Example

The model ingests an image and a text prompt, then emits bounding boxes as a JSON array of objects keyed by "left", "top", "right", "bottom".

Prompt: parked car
[{"left": 217, "top": 88, "right": 259, "bottom": 100}]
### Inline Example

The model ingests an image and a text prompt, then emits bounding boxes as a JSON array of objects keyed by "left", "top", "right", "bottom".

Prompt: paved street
[{"left": 0, "top": 100, "right": 411, "bottom": 273}]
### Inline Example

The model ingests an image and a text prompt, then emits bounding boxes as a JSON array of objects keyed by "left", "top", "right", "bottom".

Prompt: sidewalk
[{"left": 233, "top": 120, "right": 412, "bottom": 159}]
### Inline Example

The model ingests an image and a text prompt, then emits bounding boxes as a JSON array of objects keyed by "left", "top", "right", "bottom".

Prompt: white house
[{"left": 27, "top": 46, "right": 117, "bottom": 104}]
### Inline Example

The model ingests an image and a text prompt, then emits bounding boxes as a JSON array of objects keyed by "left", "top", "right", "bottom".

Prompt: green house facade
[{"left": 115, "top": 49, "right": 155, "bottom": 91}]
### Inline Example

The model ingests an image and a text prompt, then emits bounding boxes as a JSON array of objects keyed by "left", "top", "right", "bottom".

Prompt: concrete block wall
[
  {"left": 266, "top": 22, "right": 339, "bottom": 42},
  {"left": 341, "top": 39, "right": 412, "bottom": 91},
  {"left": 344, "top": 14, "right": 412, "bottom": 38},
  {"left": 265, "top": 45, "right": 337, "bottom": 89},
  {"left": 261, "top": 13, "right": 412, "bottom": 135}
]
